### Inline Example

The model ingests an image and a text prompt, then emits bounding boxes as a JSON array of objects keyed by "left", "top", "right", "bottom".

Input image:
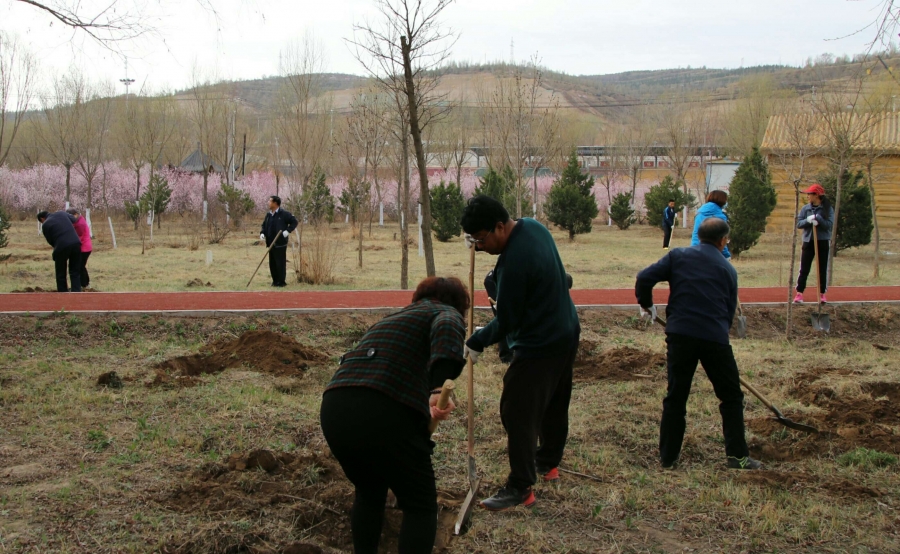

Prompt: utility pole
[{"left": 119, "top": 59, "right": 135, "bottom": 100}]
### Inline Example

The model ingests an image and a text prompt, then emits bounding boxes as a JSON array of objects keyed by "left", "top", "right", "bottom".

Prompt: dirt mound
[
  {"left": 96, "top": 371, "right": 123, "bottom": 389},
  {"left": 748, "top": 377, "right": 900, "bottom": 461},
  {"left": 151, "top": 330, "right": 328, "bottom": 387},
  {"left": 735, "top": 471, "right": 882, "bottom": 499},
  {"left": 162, "top": 450, "right": 460, "bottom": 553},
  {"left": 575, "top": 346, "right": 665, "bottom": 382},
  {"left": 186, "top": 278, "right": 213, "bottom": 287},
  {"left": 11, "top": 286, "right": 50, "bottom": 293}
]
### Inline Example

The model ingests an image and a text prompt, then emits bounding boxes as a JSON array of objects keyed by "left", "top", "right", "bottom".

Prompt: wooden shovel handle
[{"left": 428, "top": 379, "right": 456, "bottom": 434}]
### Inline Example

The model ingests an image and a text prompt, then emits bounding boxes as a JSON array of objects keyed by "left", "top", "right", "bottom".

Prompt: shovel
[
  {"left": 652, "top": 315, "right": 817, "bottom": 434},
  {"left": 246, "top": 234, "right": 280, "bottom": 288},
  {"left": 810, "top": 225, "right": 830, "bottom": 332},
  {"left": 455, "top": 244, "right": 480, "bottom": 536}
]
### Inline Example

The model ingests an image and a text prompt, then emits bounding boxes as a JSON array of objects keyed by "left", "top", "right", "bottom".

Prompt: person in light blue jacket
[{"left": 691, "top": 190, "right": 730, "bottom": 259}]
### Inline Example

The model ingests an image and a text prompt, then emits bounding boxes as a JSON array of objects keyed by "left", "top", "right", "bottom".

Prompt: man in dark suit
[
  {"left": 259, "top": 196, "right": 298, "bottom": 287},
  {"left": 37, "top": 210, "right": 82, "bottom": 292}
]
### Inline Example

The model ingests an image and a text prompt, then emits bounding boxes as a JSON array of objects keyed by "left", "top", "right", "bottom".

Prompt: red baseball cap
[{"left": 802, "top": 184, "right": 825, "bottom": 196}]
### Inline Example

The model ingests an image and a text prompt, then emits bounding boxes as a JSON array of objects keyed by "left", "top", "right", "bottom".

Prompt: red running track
[{"left": 1, "top": 286, "right": 899, "bottom": 314}]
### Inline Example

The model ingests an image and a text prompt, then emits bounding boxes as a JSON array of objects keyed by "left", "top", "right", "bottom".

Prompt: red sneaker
[{"left": 541, "top": 467, "right": 560, "bottom": 482}]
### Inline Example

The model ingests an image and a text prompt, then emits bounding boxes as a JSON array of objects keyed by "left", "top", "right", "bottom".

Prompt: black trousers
[
  {"left": 321, "top": 387, "right": 437, "bottom": 554},
  {"left": 53, "top": 244, "right": 82, "bottom": 292},
  {"left": 501, "top": 339, "right": 578, "bottom": 490},
  {"left": 660, "top": 334, "right": 749, "bottom": 465},
  {"left": 662, "top": 225, "right": 673, "bottom": 248},
  {"left": 269, "top": 245, "right": 287, "bottom": 286},
  {"left": 796, "top": 239, "right": 830, "bottom": 294},
  {"left": 79, "top": 251, "right": 91, "bottom": 288}
]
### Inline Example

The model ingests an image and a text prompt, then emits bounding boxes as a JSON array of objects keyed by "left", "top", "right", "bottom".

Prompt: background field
[
  {"left": 0, "top": 306, "right": 898, "bottom": 553},
  {"left": 2, "top": 217, "right": 899, "bottom": 293}
]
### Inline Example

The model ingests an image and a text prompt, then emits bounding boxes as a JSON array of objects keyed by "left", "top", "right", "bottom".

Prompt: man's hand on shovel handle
[{"left": 430, "top": 392, "right": 455, "bottom": 421}]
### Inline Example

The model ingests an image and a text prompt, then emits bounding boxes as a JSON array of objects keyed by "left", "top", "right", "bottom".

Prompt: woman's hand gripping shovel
[{"left": 649, "top": 312, "right": 817, "bottom": 434}]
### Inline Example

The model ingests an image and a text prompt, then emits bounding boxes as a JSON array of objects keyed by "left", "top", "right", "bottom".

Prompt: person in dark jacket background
[
  {"left": 259, "top": 195, "right": 298, "bottom": 287},
  {"left": 461, "top": 195, "right": 580, "bottom": 511},
  {"left": 37, "top": 210, "right": 82, "bottom": 292},
  {"left": 635, "top": 218, "right": 760, "bottom": 471},
  {"left": 794, "top": 184, "right": 834, "bottom": 304},
  {"left": 662, "top": 199, "right": 676, "bottom": 249},
  {"left": 321, "top": 276, "right": 467, "bottom": 554}
]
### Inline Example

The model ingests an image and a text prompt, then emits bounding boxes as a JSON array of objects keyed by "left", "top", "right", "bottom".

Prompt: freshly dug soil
[
  {"left": 96, "top": 371, "right": 123, "bottom": 389},
  {"left": 575, "top": 346, "right": 666, "bottom": 382},
  {"left": 11, "top": 286, "right": 50, "bottom": 293},
  {"left": 735, "top": 471, "right": 883, "bottom": 499},
  {"left": 161, "top": 450, "right": 461, "bottom": 554},
  {"left": 186, "top": 278, "right": 213, "bottom": 287},
  {"left": 748, "top": 368, "right": 900, "bottom": 461},
  {"left": 151, "top": 330, "right": 328, "bottom": 387}
]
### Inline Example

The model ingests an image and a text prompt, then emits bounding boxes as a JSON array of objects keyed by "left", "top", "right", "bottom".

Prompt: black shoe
[
  {"left": 480, "top": 486, "right": 536, "bottom": 512},
  {"left": 661, "top": 457, "right": 679, "bottom": 470},
  {"left": 726, "top": 456, "right": 762, "bottom": 470},
  {"left": 274, "top": 283, "right": 286, "bottom": 287}
]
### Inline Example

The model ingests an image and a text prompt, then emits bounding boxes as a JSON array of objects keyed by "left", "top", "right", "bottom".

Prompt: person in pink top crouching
[{"left": 66, "top": 208, "right": 93, "bottom": 289}]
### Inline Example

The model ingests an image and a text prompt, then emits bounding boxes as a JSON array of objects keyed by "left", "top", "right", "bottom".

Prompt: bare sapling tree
[
  {"left": 73, "top": 80, "right": 113, "bottom": 237},
  {"left": 386, "top": 89, "right": 412, "bottom": 289},
  {"left": 722, "top": 74, "right": 785, "bottom": 157},
  {"left": 767, "top": 104, "right": 824, "bottom": 340},
  {"left": 621, "top": 106, "right": 655, "bottom": 208},
  {"left": 274, "top": 33, "right": 331, "bottom": 199},
  {"left": 811, "top": 78, "right": 883, "bottom": 286},
  {"left": 188, "top": 67, "right": 229, "bottom": 221},
  {"left": 482, "top": 57, "right": 560, "bottom": 217},
  {"left": 659, "top": 99, "right": 705, "bottom": 224},
  {"left": 350, "top": 0, "right": 458, "bottom": 277},
  {"left": 0, "top": 32, "right": 36, "bottom": 169},
  {"left": 39, "top": 69, "right": 89, "bottom": 209}
]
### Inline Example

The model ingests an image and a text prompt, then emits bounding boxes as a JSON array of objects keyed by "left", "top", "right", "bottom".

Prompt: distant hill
[{"left": 176, "top": 53, "right": 900, "bottom": 123}]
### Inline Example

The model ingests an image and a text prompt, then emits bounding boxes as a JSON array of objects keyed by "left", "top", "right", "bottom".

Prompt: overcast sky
[{"left": 0, "top": 0, "right": 888, "bottom": 95}]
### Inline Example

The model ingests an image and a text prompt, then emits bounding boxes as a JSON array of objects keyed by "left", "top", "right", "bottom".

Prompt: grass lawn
[
  {"left": 1, "top": 216, "right": 898, "bottom": 292},
  {"left": 1, "top": 306, "right": 898, "bottom": 553}
]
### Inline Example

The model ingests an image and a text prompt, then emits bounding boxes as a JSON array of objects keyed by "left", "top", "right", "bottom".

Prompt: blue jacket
[
  {"left": 635, "top": 243, "right": 738, "bottom": 345},
  {"left": 691, "top": 202, "right": 731, "bottom": 259},
  {"left": 797, "top": 203, "right": 834, "bottom": 243},
  {"left": 663, "top": 206, "right": 676, "bottom": 228}
]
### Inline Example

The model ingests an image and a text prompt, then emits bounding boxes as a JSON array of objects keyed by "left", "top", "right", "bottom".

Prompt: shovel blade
[
  {"left": 454, "top": 479, "right": 480, "bottom": 535},
  {"left": 811, "top": 313, "right": 831, "bottom": 332},
  {"left": 776, "top": 416, "right": 819, "bottom": 434},
  {"left": 736, "top": 316, "right": 747, "bottom": 339}
]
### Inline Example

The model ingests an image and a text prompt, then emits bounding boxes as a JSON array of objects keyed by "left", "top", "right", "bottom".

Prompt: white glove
[
  {"left": 282, "top": 230, "right": 289, "bottom": 238},
  {"left": 811, "top": 218, "right": 818, "bottom": 226},
  {"left": 640, "top": 305, "right": 657, "bottom": 322},
  {"left": 463, "top": 345, "right": 481, "bottom": 364},
  {"left": 260, "top": 233, "right": 266, "bottom": 241},
  {"left": 806, "top": 215, "right": 818, "bottom": 226},
  {"left": 464, "top": 233, "right": 475, "bottom": 249}
]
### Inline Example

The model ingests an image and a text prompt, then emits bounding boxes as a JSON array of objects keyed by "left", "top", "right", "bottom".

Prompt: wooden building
[{"left": 761, "top": 113, "right": 900, "bottom": 239}]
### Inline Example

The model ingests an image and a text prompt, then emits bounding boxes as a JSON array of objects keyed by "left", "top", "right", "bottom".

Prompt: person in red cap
[{"left": 794, "top": 184, "right": 834, "bottom": 304}]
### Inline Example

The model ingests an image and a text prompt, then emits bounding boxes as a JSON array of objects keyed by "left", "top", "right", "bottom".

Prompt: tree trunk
[
  {"left": 400, "top": 36, "right": 435, "bottom": 277},
  {"left": 827, "top": 159, "right": 844, "bottom": 287},
  {"left": 202, "top": 169, "right": 209, "bottom": 221},
  {"left": 785, "top": 184, "right": 801, "bottom": 341},
  {"left": 400, "top": 135, "right": 410, "bottom": 290},
  {"left": 866, "top": 161, "right": 880, "bottom": 279},
  {"left": 65, "top": 164, "right": 72, "bottom": 208}
]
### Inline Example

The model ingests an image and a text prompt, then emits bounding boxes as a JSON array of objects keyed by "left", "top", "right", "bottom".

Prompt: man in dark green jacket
[{"left": 461, "top": 195, "right": 580, "bottom": 511}]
